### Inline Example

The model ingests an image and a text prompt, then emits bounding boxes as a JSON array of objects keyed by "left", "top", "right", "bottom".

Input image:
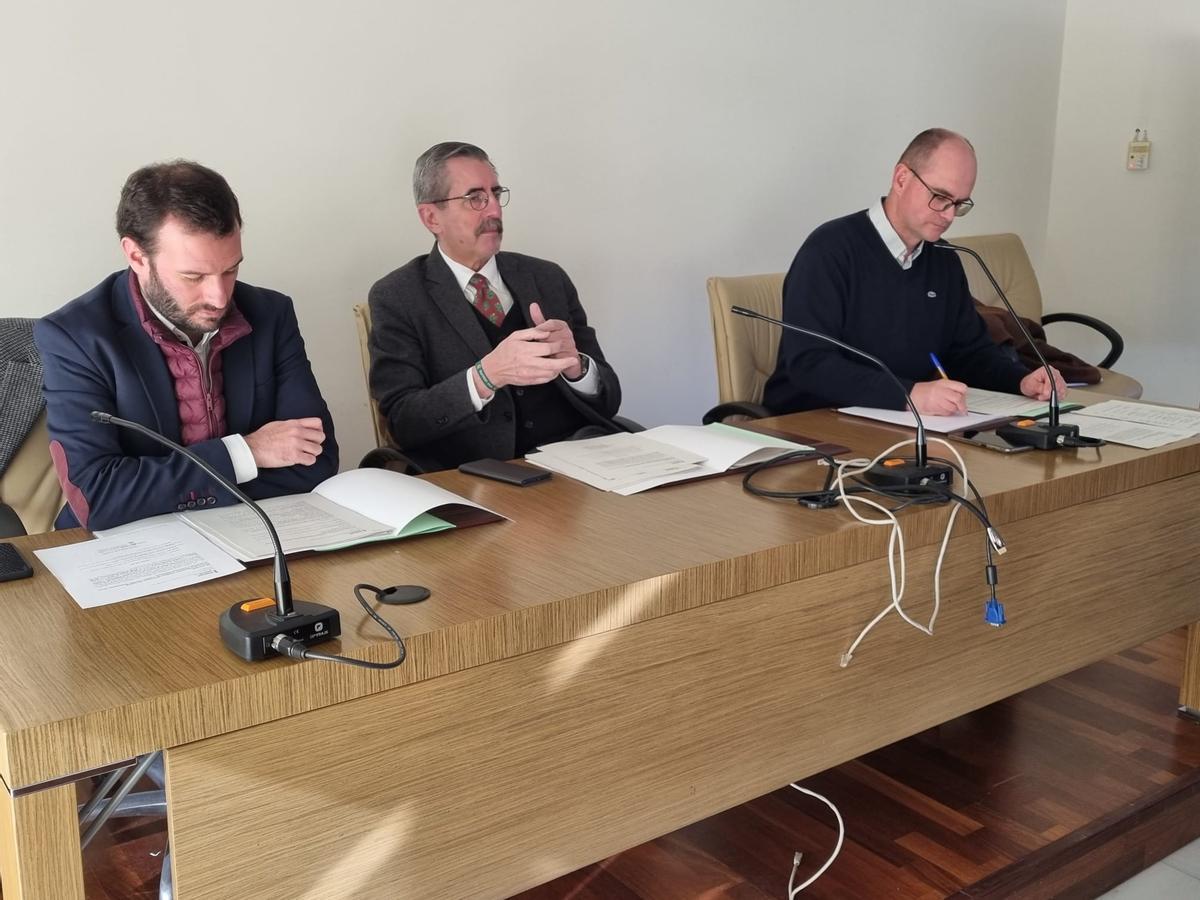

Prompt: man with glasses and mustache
[
  {"left": 35, "top": 160, "right": 337, "bottom": 530},
  {"left": 763, "top": 128, "right": 1064, "bottom": 416},
  {"left": 367, "top": 141, "right": 623, "bottom": 471}
]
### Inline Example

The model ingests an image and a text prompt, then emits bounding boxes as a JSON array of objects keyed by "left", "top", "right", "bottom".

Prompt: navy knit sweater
[{"left": 762, "top": 211, "right": 1028, "bottom": 412}]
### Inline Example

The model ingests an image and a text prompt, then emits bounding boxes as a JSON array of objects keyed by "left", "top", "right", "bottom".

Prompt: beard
[{"left": 142, "top": 260, "right": 229, "bottom": 338}]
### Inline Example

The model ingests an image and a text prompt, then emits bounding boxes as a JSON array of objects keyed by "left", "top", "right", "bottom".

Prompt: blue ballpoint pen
[{"left": 929, "top": 352, "right": 950, "bottom": 380}]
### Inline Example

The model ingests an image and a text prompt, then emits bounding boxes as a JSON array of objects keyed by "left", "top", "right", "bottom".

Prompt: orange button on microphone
[
  {"left": 239, "top": 597, "right": 276, "bottom": 613},
  {"left": 883, "top": 458, "right": 906, "bottom": 468},
  {"left": 1014, "top": 419, "right": 1037, "bottom": 428}
]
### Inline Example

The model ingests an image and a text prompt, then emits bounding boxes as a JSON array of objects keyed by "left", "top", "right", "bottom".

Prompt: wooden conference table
[{"left": 2, "top": 408, "right": 1200, "bottom": 899}]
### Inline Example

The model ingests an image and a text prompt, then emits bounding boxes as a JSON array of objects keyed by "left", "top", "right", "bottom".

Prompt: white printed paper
[{"left": 36, "top": 521, "right": 244, "bottom": 608}]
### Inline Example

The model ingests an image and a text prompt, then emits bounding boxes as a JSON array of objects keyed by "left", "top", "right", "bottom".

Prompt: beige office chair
[
  {"left": 353, "top": 303, "right": 391, "bottom": 449},
  {"left": 953, "top": 233, "right": 1142, "bottom": 398},
  {"left": 352, "top": 303, "right": 422, "bottom": 472},
  {"left": 0, "top": 412, "right": 63, "bottom": 536},
  {"left": 704, "top": 274, "right": 784, "bottom": 423}
]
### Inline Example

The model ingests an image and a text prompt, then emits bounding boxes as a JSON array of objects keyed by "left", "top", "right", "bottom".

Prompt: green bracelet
[{"left": 475, "top": 360, "right": 498, "bottom": 392}]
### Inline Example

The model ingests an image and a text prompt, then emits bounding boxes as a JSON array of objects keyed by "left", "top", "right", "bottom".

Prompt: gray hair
[
  {"left": 412, "top": 142, "right": 494, "bottom": 204},
  {"left": 898, "top": 128, "right": 974, "bottom": 171}
]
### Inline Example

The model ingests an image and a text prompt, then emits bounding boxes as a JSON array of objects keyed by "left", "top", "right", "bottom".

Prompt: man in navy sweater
[{"left": 763, "top": 128, "right": 1064, "bottom": 416}]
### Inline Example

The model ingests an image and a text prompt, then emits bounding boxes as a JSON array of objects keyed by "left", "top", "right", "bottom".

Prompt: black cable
[
  {"left": 911, "top": 460, "right": 1003, "bottom": 560},
  {"left": 935, "top": 457, "right": 992, "bottom": 522},
  {"left": 745, "top": 451, "right": 999, "bottom": 538},
  {"left": 743, "top": 451, "right": 961, "bottom": 511},
  {"left": 272, "top": 583, "right": 408, "bottom": 669},
  {"left": 927, "top": 485, "right": 992, "bottom": 533},
  {"left": 741, "top": 450, "right": 835, "bottom": 489},
  {"left": 741, "top": 450, "right": 841, "bottom": 505},
  {"left": 926, "top": 486, "right": 1004, "bottom": 622}
]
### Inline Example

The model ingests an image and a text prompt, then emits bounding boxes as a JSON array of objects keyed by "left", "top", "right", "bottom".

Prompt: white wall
[
  {"left": 1044, "top": 0, "right": 1200, "bottom": 406},
  {"left": 0, "top": 1, "right": 1067, "bottom": 467}
]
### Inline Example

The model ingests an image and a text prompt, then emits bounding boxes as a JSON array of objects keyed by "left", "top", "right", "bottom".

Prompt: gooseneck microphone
[
  {"left": 934, "top": 241, "right": 1103, "bottom": 450},
  {"left": 730, "top": 306, "right": 953, "bottom": 489},
  {"left": 90, "top": 411, "right": 341, "bottom": 661}
]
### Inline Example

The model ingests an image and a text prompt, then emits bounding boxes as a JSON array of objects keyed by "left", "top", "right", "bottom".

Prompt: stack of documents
[
  {"left": 839, "top": 388, "right": 1060, "bottom": 433},
  {"left": 524, "top": 423, "right": 813, "bottom": 494},
  {"left": 36, "top": 469, "right": 502, "bottom": 608},
  {"left": 1062, "top": 400, "right": 1200, "bottom": 449}
]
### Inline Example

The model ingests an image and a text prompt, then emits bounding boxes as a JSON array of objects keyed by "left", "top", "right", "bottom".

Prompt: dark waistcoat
[{"left": 476, "top": 304, "right": 584, "bottom": 455}]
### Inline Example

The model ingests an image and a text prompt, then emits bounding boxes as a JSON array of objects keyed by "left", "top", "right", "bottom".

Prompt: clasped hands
[{"left": 473, "top": 302, "right": 582, "bottom": 397}]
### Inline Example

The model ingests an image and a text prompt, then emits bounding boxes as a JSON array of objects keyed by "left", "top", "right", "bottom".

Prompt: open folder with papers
[
  {"left": 524, "top": 423, "right": 815, "bottom": 494},
  {"left": 100, "top": 468, "right": 503, "bottom": 562}
]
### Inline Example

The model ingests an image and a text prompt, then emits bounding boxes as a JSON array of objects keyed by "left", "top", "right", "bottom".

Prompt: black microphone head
[
  {"left": 90, "top": 410, "right": 113, "bottom": 424},
  {"left": 730, "top": 305, "right": 756, "bottom": 318}
]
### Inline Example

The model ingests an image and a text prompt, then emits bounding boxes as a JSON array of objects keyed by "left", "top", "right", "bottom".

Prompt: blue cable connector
[{"left": 985, "top": 597, "right": 1007, "bottom": 627}]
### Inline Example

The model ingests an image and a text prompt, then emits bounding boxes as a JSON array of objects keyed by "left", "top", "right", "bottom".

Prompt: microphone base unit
[
  {"left": 994, "top": 419, "right": 1097, "bottom": 450},
  {"left": 220, "top": 599, "right": 342, "bottom": 662},
  {"left": 861, "top": 458, "right": 955, "bottom": 491}
]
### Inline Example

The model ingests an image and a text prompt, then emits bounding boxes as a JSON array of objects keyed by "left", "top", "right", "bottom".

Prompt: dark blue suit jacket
[{"left": 35, "top": 271, "right": 338, "bottom": 530}]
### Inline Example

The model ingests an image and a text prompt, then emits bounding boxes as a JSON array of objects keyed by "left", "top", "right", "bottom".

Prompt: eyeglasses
[
  {"left": 427, "top": 187, "right": 510, "bottom": 210},
  {"left": 907, "top": 167, "right": 974, "bottom": 217}
]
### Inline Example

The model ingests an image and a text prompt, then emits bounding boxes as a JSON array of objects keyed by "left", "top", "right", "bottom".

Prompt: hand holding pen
[{"left": 909, "top": 352, "right": 969, "bottom": 416}]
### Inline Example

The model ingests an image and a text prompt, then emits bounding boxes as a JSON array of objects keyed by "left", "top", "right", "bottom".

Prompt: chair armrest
[
  {"left": 1040, "top": 312, "right": 1125, "bottom": 370},
  {"left": 358, "top": 446, "right": 425, "bottom": 475},
  {"left": 612, "top": 415, "right": 644, "bottom": 433},
  {"left": 0, "top": 502, "right": 27, "bottom": 538},
  {"left": 701, "top": 401, "right": 773, "bottom": 425}
]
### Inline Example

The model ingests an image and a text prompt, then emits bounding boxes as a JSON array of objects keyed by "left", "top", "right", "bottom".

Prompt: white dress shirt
[{"left": 867, "top": 198, "right": 924, "bottom": 270}]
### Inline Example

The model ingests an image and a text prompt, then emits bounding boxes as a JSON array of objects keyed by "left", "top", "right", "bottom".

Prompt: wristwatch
[{"left": 565, "top": 353, "right": 590, "bottom": 382}]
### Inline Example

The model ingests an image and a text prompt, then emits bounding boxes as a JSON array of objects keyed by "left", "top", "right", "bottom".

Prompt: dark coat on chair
[
  {"left": 0, "top": 317, "right": 44, "bottom": 477},
  {"left": 367, "top": 246, "right": 621, "bottom": 470}
]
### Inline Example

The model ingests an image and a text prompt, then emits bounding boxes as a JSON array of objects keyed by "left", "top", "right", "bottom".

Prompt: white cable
[
  {"left": 926, "top": 437, "right": 970, "bottom": 633},
  {"left": 836, "top": 439, "right": 926, "bottom": 664},
  {"left": 837, "top": 437, "right": 971, "bottom": 666},
  {"left": 786, "top": 784, "right": 845, "bottom": 896},
  {"left": 835, "top": 443, "right": 912, "bottom": 626}
]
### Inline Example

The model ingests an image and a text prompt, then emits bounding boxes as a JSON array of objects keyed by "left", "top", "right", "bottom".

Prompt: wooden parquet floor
[{"left": 20, "top": 629, "right": 1199, "bottom": 900}]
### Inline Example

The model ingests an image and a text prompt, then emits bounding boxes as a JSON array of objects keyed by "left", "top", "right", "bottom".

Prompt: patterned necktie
[{"left": 468, "top": 273, "right": 505, "bottom": 326}]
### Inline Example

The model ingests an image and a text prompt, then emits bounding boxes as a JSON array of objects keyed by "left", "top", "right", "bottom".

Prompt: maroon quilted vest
[{"left": 128, "top": 272, "right": 253, "bottom": 445}]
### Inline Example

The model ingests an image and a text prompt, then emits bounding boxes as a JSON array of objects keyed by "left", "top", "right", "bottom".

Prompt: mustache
[{"left": 476, "top": 218, "right": 503, "bottom": 236}]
